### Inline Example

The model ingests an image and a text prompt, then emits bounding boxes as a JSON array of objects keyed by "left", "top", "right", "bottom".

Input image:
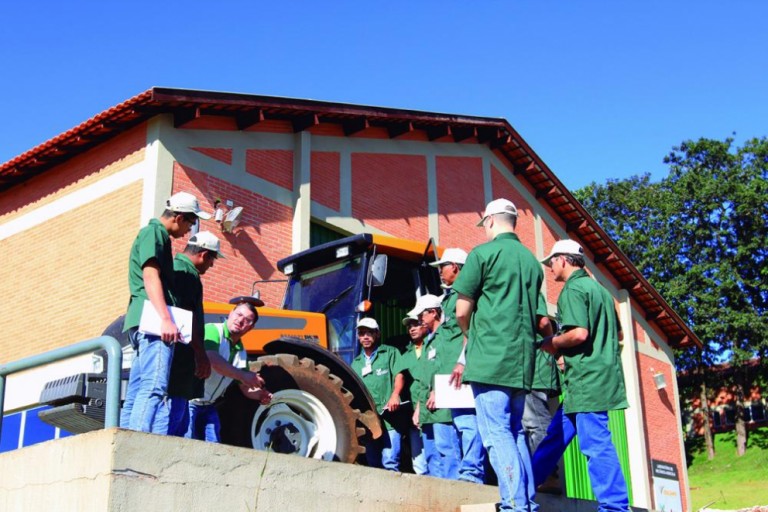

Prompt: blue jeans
[
  {"left": 153, "top": 396, "right": 190, "bottom": 437},
  {"left": 473, "top": 383, "right": 538, "bottom": 512},
  {"left": 366, "top": 428, "right": 401, "bottom": 471},
  {"left": 186, "top": 402, "right": 221, "bottom": 442},
  {"left": 532, "top": 407, "right": 629, "bottom": 512},
  {"left": 121, "top": 330, "right": 174, "bottom": 433},
  {"left": 421, "top": 422, "right": 460, "bottom": 479},
  {"left": 452, "top": 408, "right": 487, "bottom": 483},
  {"left": 523, "top": 391, "right": 553, "bottom": 455},
  {"left": 409, "top": 427, "right": 428, "bottom": 475}
]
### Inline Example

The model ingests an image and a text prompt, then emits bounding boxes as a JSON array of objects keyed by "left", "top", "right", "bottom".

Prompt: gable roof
[{"left": 0, "top": 87, "right": 700, "bottom": 349}]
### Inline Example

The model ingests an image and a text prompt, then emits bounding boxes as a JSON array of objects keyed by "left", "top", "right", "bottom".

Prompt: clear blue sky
[{"left": 1, "top": 1, "right": 766, "bottom": 190}]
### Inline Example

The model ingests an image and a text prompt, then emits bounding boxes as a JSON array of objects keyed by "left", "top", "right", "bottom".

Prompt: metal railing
[{"left": 0, "top": 336, "right": 122, "bottom": 439}]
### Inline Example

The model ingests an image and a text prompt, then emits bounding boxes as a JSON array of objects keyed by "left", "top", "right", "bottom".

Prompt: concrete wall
[{"left": 0, "top": 428, "right": 501, "bottom": 512}]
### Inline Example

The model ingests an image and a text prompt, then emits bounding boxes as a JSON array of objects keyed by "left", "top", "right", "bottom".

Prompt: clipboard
[
  {"left": 138, "top": 300, "right": 193, "bottom": 344},
  {"left": 434, "top": 374, "right": 475, "bottom": 409}
]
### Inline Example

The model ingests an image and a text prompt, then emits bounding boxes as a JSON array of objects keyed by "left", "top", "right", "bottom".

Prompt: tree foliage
[{"left": 574, "top": 137, "right": 768, "bottom": 455}]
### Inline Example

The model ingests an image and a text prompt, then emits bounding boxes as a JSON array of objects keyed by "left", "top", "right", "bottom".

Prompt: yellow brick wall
[{"left": 0, "top": 182, "right": 142, "bottom": 364}]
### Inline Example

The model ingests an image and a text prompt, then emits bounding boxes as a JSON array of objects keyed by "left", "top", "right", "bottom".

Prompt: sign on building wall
[{"left": 652, "top": 459, "right": 683, "bottom": 512}]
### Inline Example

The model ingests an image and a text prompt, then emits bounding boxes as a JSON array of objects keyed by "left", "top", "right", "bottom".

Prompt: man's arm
[
  {"left": 449, "top": 294, "right": 475, "bottom": 388},
  {"left": 143, "top": 261, "right": 179, "bottom": 342},
  {"left": 386, "top": 373, "right": 405, "bottom": 412},
  {"left": 540, "top": 327, "right": 589, "bottom": 355},
  {"left": 191, "top": 321, "right": 211, "bottom": 379},
  {"left": 206, "top": 350, "right": 264, "bottom": 388}
]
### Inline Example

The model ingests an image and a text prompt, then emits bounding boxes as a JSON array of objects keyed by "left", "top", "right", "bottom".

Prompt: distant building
[
  {"left": 681, "top": 358, "right": 766, "bottom": 437},
  {"left": 0, "top": 88, "right": 701, "bottom": 511}
]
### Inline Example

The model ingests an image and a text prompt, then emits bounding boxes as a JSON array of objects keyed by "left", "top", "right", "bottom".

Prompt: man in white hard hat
[
  {"left": 351, "top": 317, "right": 405, "bottom": 470},
  {"left": 396, "top": 312, "right": 430, "bottom": 475},
  {"left": 451, "top": 198, "right": 552, "bottom": 511},
  {"left": 533, "top": 240, "right": 629, "bottom": 512},
  {"left": 411, "top": 294, "right": 461, "bottom": 479},
  {"left": 121, "top": 191, "right": 211, "bottom": 433},
  {"left": 430, "top": 248, "right": 487, "bottom": 484}
]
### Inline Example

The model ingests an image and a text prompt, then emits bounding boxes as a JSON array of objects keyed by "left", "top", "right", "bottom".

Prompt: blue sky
[{"left": 1, "top": 1, "right": 766, "bottom": 190}]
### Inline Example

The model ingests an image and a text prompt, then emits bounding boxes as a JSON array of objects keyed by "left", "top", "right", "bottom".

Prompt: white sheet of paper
[
  {"left": 434, "top": 374, "right": 475, "bottom": 409},
  {"left": 138, "top": 300, "right": 193, "bottom": 344}
]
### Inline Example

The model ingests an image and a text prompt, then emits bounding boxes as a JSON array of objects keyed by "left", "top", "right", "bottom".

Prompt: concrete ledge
[
  {"left": 0, "top": 429, "right": 650, "bottom": 512},
  {"left": 1, "top": 428, "right": 499, "bottom": 511}
]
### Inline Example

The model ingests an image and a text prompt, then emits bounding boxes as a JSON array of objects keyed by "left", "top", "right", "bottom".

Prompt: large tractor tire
[{"left": 217, "top": 353, "right": 366, "bottom": 463}]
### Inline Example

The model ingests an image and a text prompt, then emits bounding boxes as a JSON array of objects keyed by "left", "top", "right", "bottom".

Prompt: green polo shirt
[
  {"left": 407, "top": 332, "right": 451, "bottom": 425},
  {"left": 434, "top": 290, "right": 465, "bottom": 375},
  {"left": 123, "top": 218, "right": 176, "bottom": 331},
  {"left": 452, "top": 232, "right": 545, "bottom": 390},
  {"left": 557, "top": 269, "right": 628, "bottom": 414},
  {"left": 352, "top": 343, "right": 402, "bottom": 430},
  {"left": 167, "top": 253, "right": 205, "bottom": 400}
]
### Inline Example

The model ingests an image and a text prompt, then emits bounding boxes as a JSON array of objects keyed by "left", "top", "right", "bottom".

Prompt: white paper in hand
[
  {"left": 434, "top": 374, "right": 475, "bottom": 409},
  {"left": 138, "top": 300, "right": 192, "bottom": 344}
]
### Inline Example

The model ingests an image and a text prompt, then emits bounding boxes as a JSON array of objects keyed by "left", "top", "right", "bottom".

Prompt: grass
[{"left": 686, "top": 427, "right": 768, "bottom": 510}]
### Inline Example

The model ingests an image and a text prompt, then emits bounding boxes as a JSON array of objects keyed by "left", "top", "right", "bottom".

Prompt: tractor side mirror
[{"left": 368, "top": 254, "right": 388, "bottom": 287}]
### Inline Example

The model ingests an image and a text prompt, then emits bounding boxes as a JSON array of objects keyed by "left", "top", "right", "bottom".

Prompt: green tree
[{"left": 575, "top": 137, "right": 768, "bottom": 458}]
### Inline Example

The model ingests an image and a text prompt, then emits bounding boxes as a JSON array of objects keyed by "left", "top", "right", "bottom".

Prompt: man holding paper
[{"left": 121, "top": 192, "right": 211, "bottom": 433}]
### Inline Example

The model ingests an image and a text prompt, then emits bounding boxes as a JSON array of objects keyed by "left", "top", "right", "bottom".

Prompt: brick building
[{"left": 0, "top": 88, "right": 700, "bottom": 511}]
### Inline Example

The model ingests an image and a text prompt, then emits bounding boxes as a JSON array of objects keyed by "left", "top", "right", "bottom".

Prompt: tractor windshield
[{"left": 283, "top": 256, "right": 365, "bottom": 364}]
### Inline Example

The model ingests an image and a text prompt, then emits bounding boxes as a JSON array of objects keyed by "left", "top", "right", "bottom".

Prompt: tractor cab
[{"left": 277, "top": 234, "right": 443, "bottom": 364}]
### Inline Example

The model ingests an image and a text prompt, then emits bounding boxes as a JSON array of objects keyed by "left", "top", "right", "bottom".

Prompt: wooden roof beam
[
  {"left": 477, "top": 127, "right": 501, "bottom": 144},
  {"left": 173, "top": 107, "right": 200, "bottom": 128},
  {"left": 427, "top": 125, "right": 451, "bottom": 141},
  {"left": 292, "top": 114, "right": 319, "bottom": 133},
  {"left": 235, "top": 109, "right": 265, "bottom": 130},
  {"left": 388, "top": 121, "right": 414, "bottom": 139},
  {"left": 342, "top": 118, "right": 369, "bottom": 136},
  {"left": 453, "top": 126, "right": 477, "bottom": 142}
]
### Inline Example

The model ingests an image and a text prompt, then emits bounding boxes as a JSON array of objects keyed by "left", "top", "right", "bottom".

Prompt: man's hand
[
  {"left": 426, "top": 390, "right": 437, "bottom": 411},
  {"left": 385, "top": 393, "right": 401, "bottom": 413},
  {"left": 239, "top": 370, "right": 266, "bottom": 389},
  {"left": 193, "top": 350, "right": 211, "bottom": 379},
  {"left": 412, "top": 402, "right": 420, "bottom": 428},
  {"left": 159, "top": 317, "right": 180, "bottom": 343},
  {"left": 539, "top": 335, "right": 558, "bottom": 355},
  {"left": 449, "top": 363, "right": 465, "bottom": 389},
  {"left": 244, "top": 387, "right": 272, "bottom": 405}
]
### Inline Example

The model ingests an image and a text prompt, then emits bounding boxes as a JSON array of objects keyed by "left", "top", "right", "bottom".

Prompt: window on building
[
  {"left": 750, "top": 402, "right": 766, "bottom": 422},
  {"left": 712, "top": 410, "right": 720, "bottom": 428}
]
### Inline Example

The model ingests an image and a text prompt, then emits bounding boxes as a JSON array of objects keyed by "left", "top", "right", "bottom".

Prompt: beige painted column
[
  {"left": 617, "top": 289, "right": 652, "bottom": 509},
  {"left": 144, "top": 115, "right": 177, "bottom": 222},
  {"left": 293, "top": 131, "right": 311, "bottom": 253}
]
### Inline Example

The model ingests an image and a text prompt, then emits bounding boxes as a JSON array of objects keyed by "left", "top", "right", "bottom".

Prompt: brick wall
[
  {"left": 246, "top": 149, "right": 294, "bottom": 191},
  {"left": 171, "top": 163, "right": 293, "bottom": 308},
  {"left": 637, "top": 352, "right": 688, "bottom": 512},
  {"left": 0, "top": 182, "right": 142, "bottom": 364},
  {"left": 436, "top": 156, "right": 485, "bottom": 251},
  {"left": 351, "top": 153, "right": 429, "bottom": 240},
  {"left": 311, "top": 151, "right": 340, "bottom": 211}
]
